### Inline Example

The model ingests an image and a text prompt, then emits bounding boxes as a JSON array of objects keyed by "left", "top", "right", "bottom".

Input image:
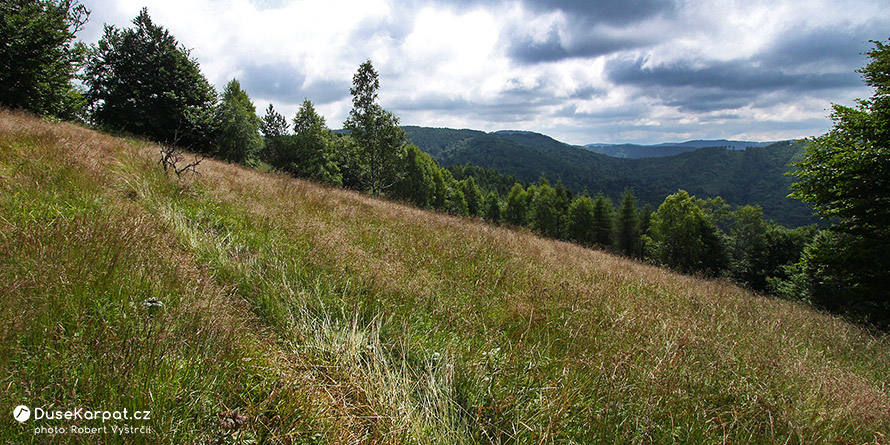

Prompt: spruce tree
[
  {"left": 215, "top": 79, "right": 262, "bottom": 165},
  {"left": 616, "top": 189, "right": 641, "bottom": 257},
  {"left": 592, "top": 193, "right": 615, "bottom": 248},
  {"left": 85, "top": 8, "right": 216, "bottom": 149}
]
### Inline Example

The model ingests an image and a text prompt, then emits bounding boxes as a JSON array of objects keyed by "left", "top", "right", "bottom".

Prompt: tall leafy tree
[
  {"left": 504, "top": 183, "right": 529, "bottom": 226},
  {"left": 289, "top": 99, "right": 341, "bottom": 184},
  {"left": 726, "top": 205, "right": 769, "bottom": 290},
  {"left": 85, "top": 8, "right": 217, "bottom": 149},
  {"left": 483, "top": 191, "right": 502, "bottom": 223},
  {"left": 344, "top": 60, "right": 407, "bottom": 195},
  {"left": 645, "top": 190, "right": 725, "bottom": 276},
  {"left": 445, "top": 182, "right": 469, "bottom": 216},
  {"left": 393, "top": 144, "right": 440, "bottom": 207},
  {"left": 789, "top": 39, "right": 890, "bottom": 319},
  {"left": 0, "top": 0, "right": 89, "bottom": 119},
  {"left": 566, "top": 195, "right": 596, "bottom": 245},
  {"left": 215, "top": 79, "right": 262, "bottom": 165},
  {"left": 531, "top": 182, "right": 560, "bottom": 237},
  {"left": 461, "top": 177, "right": 484, "bottom": 217}
]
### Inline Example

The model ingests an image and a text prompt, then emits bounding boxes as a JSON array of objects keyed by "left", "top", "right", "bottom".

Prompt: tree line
[{"left": 2, "top": 2, "right": 887, "bottom": 327}]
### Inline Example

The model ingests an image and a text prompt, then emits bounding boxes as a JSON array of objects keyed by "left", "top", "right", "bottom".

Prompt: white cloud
[{"left": 78, "top": 0, "right": 886, "bottom": 145}]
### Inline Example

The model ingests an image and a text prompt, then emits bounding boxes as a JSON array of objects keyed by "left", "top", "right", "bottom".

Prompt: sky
[{"left": 78, "top": 0, "right": 888, "bottom": 145}]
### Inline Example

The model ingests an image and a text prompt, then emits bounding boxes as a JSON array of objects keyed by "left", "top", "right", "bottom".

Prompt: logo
[{"left": 13, "top": 405, "right": 30, "bottom": 422}]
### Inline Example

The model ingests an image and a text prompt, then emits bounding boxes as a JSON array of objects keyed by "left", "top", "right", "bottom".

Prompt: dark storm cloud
[
  {"left": 506, "top": 27, "right": 649, "bottom": 63},
  {"left": 764, "top": 24, "right": 879, "bottom": 68},
  {"left": 522, "top": 0, "right": 677, "bottom": 26},
  {"left": 605, "top": 51, "right": 861, "bottom": 112},
  {"left": 240, "top": 62, "right": 349, "bottom": 105},
  {"left": 500, "top": 0, "right": 670, "bottom": 64},
  {"left": 608, "top": 57, "right": 858, "bottom": 92}
]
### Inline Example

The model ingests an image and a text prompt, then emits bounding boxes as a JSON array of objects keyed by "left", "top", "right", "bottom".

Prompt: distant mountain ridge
[
  {"left": 401, "top": 126, "right": 815, "bottom": 228},
  {"left": 584, "top": 140, "right": 777, "bottom": 158}
]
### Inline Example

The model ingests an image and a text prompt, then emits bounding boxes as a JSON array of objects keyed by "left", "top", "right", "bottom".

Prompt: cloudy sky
[{"left": 78, "top": 0, "right": 887, "bottom": 145}]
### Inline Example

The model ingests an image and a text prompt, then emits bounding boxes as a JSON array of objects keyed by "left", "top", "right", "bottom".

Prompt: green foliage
[
  {"left": 445, "top": 185, "right": 468, "bottom": 216},
  {"left": 789, "top": 38, "right": 890, "bottom": 322},
  {"left": 482, "top": 191, "right": 502, "bottom": 223},
  {"left": 344, "top": 60, "right": 407, "bottom": 195},
  {"left": 392, "top": 144, "right": 441, "bottom": 207},
  {"left": 504, "top": 183, "right": 529, "bottom": 226},
  {"left": 214, "top": 79, "right": 263, "bottom": 165},
  {"left": 616, "top": 189, "right": 641, "bottom": 257},
  {"left": 566, "top": 195, "right": 595, "bottom": 245},
  {"left": 645, "top": 190, "right": 726, "bottom": 276},
  {"left": 260, "top": 103, "right": 288, "bottom": 139},
  {"left": 85, "top": 8, "right": 217, "bottom": 149},
  {"left": 0, "top": 0, "right": 89, "bottom": 120},
  {"left": 259, "top": 103, "right": 289, "bottom": 166},
  {"left": 404, "top": 127, "right": 816, "bottom": 228},
  {"left": 531, "top": 182, "right": 561, "bottom": 237},
  {"left": 726, "top": 205, "right": 769, "bottom": 289},
  {"left": 460, "top": 177, "right": 483, "bottom": 216},
  {"left": 592, "top": 193, "right": 616, "bottom": 248},
  {"left": 259, "top": 101, "right": 341, "bottom": 185},
  {"left": 290, "top": 99, "right": 341, "bottom": 185},
  {"left": 447, "top": 163, "right": 522, "bottom": 197}
]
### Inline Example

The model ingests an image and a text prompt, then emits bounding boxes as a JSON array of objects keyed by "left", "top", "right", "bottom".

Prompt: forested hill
[
  {"left": 403, "top": 126, "right": 815, "bottom": 228},
  {"left": 584, "top": 140, "right": 776, "bottom": 158}
]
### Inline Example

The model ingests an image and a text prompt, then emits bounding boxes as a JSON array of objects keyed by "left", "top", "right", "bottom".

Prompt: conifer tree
[
  {"left": 616, "top": 189, "right": 641, "bottom": 257},
  {"left": 85, "top": 8, "right": 216, "bottom": 149},
  {"left": 215, "top": 79, "right": 262, "bottom": 165},
  {"left": 531, "top": 182, "right": 560, "bottom": 237},
  {"left": 592, "top": 193, "right": 615, "bottom": 248}
]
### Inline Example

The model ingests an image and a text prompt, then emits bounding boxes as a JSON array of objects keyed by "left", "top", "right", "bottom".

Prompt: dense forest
[
  {"left": 583, "top": 139, "right": 775, "bottom": 158},
  {"left": 403, "top": 127, "right": 816, "bottom": 228},
  {"left": 1, "top": 1, "right": 888, "bottom": 326}
]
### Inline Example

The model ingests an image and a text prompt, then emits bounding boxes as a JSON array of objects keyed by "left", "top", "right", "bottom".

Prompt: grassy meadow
[{"left": 2, "top": 109, "right": 889, "bottom": 443}]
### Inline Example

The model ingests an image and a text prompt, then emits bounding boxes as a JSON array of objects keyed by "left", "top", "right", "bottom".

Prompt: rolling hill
[
  {"left": 3, "top": 111, "right": 888, "bottom": 442},
  {"left": 583, "top": 139, "right": 776, "bottom": 158},
  {"left": 403, "top": 126, "right": 816, "bottom": 227}
]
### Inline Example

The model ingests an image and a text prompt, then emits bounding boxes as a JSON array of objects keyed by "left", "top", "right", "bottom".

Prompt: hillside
[
  {"left": 584, "top": 140, "right": 776, "bottom": 158},
  {"left": 403, "top": 127, "right": 816, "bottom": 227},
  {"left": 2, "top": 110, "right": 889, "bottom": 443}
]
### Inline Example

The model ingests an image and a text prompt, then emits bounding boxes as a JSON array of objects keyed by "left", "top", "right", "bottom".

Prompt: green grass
[{"left": 2, "top": 110, "right": 889, "bottom": 443}]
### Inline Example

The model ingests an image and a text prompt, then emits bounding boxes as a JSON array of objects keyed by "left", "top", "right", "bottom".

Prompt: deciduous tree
[
  {"left": 790, "top": 39, "right": 890, "bottom": 319},
  {"left": 344, "top": 60, "right": 407, "bottom": 195},
  {"left": 0, "top": 0, "right": 89, "bottom": 119}
]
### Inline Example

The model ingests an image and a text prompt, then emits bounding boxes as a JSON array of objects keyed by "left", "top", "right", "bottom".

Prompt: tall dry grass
[{"left": 2, "top": 109, "right": 889, "bottom": 443}]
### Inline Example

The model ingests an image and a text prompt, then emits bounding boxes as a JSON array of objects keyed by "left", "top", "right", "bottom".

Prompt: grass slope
[{"left": 2, "top": 111, "right": 889, "bottom": 443}]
